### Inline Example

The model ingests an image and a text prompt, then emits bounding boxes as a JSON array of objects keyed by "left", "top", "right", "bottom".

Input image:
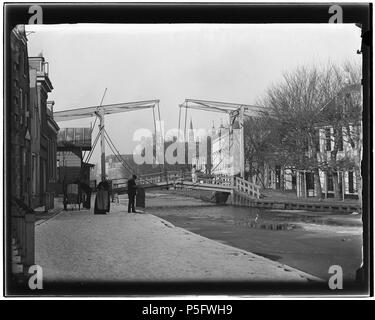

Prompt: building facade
[
  {"left": 246, "top": 84, "right": 362, "bottom": 199},
  {"left": 295, "top": 125, "right": 361, "bottom": 199},
  {"left": 211, "top": 125, "right": 240, "bottom": 176},
  {"left": 10, "top": 25, "right": 32, "bottom": 206},
  {"left": 29, "top": 68, "right": 40, "bottom": 208},
  {"left": 295, "top": 84, "right": 362, "bottom": 199},
  {"left": 29, "top": 56, "right": 59, "bottom": 209},
  {"left": 9, "top": 25, "right": 36, "bottom": 278}
]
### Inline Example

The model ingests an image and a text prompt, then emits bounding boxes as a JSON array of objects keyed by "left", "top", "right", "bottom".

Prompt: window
[
  {"left": 303, "top": 136, "right": 309, "bottom": 152},
  {"left": 19, "top": 88, "right": 23, "bottom": 125},
  {"left": 327, "top": 172, "right": 334, "bottom": 192},
  {"left": 325, "top": 128, "right": 331, "bottom": 151},
  {"left": 314, "top": 129, "right": 320, "bottom": 152},
  {"left": 75, "top": 128, "right": 84, "bottom": 144},
  {"left": 32, "top": 154, "right": 37, "bottom": 194},
  {"left": 337, "top": 128, "right": 343, "bottom": 152},
  {"left": 20, "top": 51, "right": 24, "bottom": 72},
  {"left": 24, "top": 92, "right": 29, "bottom": 126},
  {"left": 348, "top": 171, "right": 354, "bottom": 193},
  {"left": 344, "top": 93, "right": 352, "bottom": 114},
  {"left": 53, "top": 140, "right": 57, "bottom": 180},
  {"left": 23, "top": 149, "right": 26, "bottom": 166},
  {"left": 25, "top": 92, "right": 29, "bottom": 111},
  {"left": 13, "top": 96, "right": 18, "bottom": 111},
  {"left": 47, "top": 139, "right": 51, "bottom": 180},
  {"left": 66, "top": 128, "right": 74, "bottom": 141},
  {"left": 23, "top": 50, "right": 28, "bottom": 76},
  {"left": 306, "top": 172, "right": 315, "bottom": 191},
  {"left": 20, "top": 89, "right": 23, "bottom": 106},
  {"left": 56, "top": 159, "right": 60, "bottom": 182}
]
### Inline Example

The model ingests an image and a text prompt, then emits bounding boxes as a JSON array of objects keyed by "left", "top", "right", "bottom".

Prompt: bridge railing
[
  {"left": 196, "top": 174, "right": 233, "bottom": 186},
  {"left": 110, "top": 170, "right": 188, "bottom": 190},
  {"left": 111, "top": 172, "right": 263, "bottom": 193},
  {"left": 234, "top": 176, "right": 261, "bottom": 199},
  {"left": 111, "top": 177, "right": 128, "bottom": 190},
  {"left": 138, "top": 170, "right": 186, "bottom": 184}
]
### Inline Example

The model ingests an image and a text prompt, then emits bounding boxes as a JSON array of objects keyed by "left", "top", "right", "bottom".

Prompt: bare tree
[
  {"left": 251, "top": 62, "right": 362, "bottom": 200},
  {"left": 260, "top": 66, "right": 327, "bottom": 198},
  {"left": 318, "top": 62, "right": 362, "bottom": 200}
]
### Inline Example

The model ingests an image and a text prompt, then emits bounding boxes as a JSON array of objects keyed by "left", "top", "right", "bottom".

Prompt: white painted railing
[
  {"left": 234, "top": 176, "right": 261, "bottom": 199},
  {"left": 140, "top": 171, "right": 185, "bottom": 184},
  {"left": 111, "top": 171, "right": 186, "bottom": 188},
  {"left": 198, "top": 174, "right": 233, "bottom": 186},
  {"left": 111, "top": 172, "right": 262, "bottom": 198}
]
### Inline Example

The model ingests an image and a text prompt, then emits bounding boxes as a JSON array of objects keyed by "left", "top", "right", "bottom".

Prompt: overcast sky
[{"left": 25, "top": 24, "right": 361, "bottom": 164}]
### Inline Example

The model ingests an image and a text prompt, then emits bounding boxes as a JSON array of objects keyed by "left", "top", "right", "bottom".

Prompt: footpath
[{"left": 35, "top": 201, "right": 322, "bottom": 283}]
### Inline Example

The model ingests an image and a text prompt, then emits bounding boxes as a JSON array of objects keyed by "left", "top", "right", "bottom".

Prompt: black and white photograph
[{"left": 2, "top": 2, "right": 372, "bottom": 299}]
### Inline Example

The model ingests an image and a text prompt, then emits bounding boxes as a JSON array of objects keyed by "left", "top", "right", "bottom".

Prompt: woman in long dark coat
[{"left": 94, "top": 180, "right": 110, "bottom": 214}]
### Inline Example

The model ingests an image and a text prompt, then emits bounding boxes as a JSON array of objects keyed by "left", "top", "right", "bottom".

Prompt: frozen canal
[{"left": 120, "top": 191, "right": 363, "bottom": 282}]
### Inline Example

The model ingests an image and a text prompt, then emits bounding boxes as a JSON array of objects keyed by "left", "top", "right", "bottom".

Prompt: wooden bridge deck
[
  {"left": 111, "top": 172, "right": 261, "bottom": 200},
  {"left": 110, "top": 172, "right": 359, "bottom": 212}
]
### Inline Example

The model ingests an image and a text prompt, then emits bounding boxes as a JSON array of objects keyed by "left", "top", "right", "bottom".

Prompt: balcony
[
  {"left": 28, "top": 57, "right": 49, "bottom": 76},
  {"left": 28, "top": 56, "right": 53, "bottom": 92},
  {"left": 57, "top": 128, "right": 92, "bottom": 151},
  {"left": 46, "top": 101, "right": 54, "bottom": 118}
]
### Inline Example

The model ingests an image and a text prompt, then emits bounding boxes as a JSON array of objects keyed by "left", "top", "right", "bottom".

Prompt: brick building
[
  {"left": 9, "top": 25, "right": 35, "bottom": 278},
  {"left": 10, "top": 25, "right": 32, "bottom": 206},
  {"left": 28, "top": 56, "right": 59, "bottom": 210}
]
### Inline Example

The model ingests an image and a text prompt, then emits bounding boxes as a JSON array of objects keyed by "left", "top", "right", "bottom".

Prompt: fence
[{"left": 234, "top": 176, "right": 261, "bottom": 199}]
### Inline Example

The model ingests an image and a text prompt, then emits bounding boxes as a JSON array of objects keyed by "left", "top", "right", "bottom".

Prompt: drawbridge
[
  {"left": 54, "top": 93, "right": 262, "bottom": 203},
  {"left": 106, "top": 98, "right": 263, "bottom": 201},
  {"left": 110, "top": 170, "right": 261, "bottom": 202}
]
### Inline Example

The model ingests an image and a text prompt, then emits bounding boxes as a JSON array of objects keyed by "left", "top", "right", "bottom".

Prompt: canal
[{"left": 120, "top": 191, "right": 363, "bottom": 281}]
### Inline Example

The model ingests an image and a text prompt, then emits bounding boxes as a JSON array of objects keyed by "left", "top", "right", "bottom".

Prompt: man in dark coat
[{"left": 127, "top": 174, "right": 137, "bottom": 213}]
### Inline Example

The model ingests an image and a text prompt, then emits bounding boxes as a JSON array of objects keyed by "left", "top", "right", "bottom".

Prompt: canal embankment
[
  {"left": 167, "top": 187, "right": 361, "bottom": 213},
  {"left": 35, "top": 198, "right": 321, "bottom": 284},
  {"left": 144, "top": 191, "right": 362, "bottom": 281}
]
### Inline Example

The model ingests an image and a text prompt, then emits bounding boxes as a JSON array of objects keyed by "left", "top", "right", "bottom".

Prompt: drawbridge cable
[
  {"left": 103, "top": 134, "right": 156, "bottom": 185},
  {"left": 103, "top": 134, "right": 133, "bottom": 176},
  {"left": 104, "top": 130, "right": 178, "bottom": 186},
  {"left": 103, "top": 129, "right": 136, "bottom": 172},
  {"left": 103, "top": 130, "right": 154, "bottom": 185},
  {"left": 83, "top": 126, "right": 102, "bottom": 164}
]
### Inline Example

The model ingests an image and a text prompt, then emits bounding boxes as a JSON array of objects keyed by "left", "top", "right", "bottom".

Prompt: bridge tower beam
[
  {"left": 239, "top": 106, "right": 245, "bottom": 178},
  {"left": 99, "top": 109, "right": 106, "bottom": 182}
]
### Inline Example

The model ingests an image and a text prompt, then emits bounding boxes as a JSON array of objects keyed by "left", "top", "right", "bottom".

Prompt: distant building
[
  {"left": 189, "top": 119, "right": 212, "bottom": 174},
  {"left": 104, "top": 154, "right": 156, "bottom": 181},
  {"left": 28, "top": 56, "right": 59, "bottom": 209},
  {"left": 211, "top": 125, "right": 233, "bottom": 176}
]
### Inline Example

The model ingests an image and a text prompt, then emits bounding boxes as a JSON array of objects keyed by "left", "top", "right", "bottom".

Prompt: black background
[{"left": 3, "top": 2, "right": 373, "bottom": 301}]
